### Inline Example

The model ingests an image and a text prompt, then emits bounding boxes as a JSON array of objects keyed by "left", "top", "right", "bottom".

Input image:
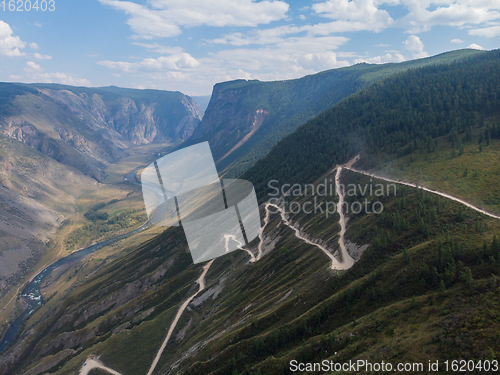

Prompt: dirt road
[
  {"left": 78, "top": 259, "right": 215, "bottom": 375},
  {"left": 345, "top": 166, "right": 500, "bottom": 220}
]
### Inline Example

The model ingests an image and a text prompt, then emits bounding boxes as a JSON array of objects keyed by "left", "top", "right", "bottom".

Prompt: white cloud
[
  {"left": 216, "top": 36, "right": 351, "bottom": 72},
  {"left": 114, "top": 1, "right": 500, "bottom": 40},
  {"left": 132, "top": 42, "right": 184, "bottom": 54},
  {"left": 210, "top": 35, "right": 350, "bottom": 74},
  {"left": 355, "top": 52, "right": 405, "bottom": 64},
  {"left": 400, "top": 0, "right": 500, "bottom": 33},
  {"left": 25, "top": 61, "right": 42, "bottom": 73},
  {"left": 34, "top": 22, "right": 43, "bottom": 28},
  {"left": 469, "top": 25, "right": 500, "bottom": 37},
  {"left": 306, "top": 20, "right": 388, "bottom": 34},
  {"left": 0, "top": 21, "right": 26, "bottom": 57},
  {"left": 98, "top": 35, "right": 350, "bottom": 95},
  {"left": 36, "top": 73, "right": 91, "bottom": 86},
  {"left": 95, "top": 0, "right": 500, "bottom": 96},
  {"left": 308, "top": 1, "right": 500, "bottom": 34},
  {"left": 34, "top": 53, "right": 52, "bottom": 60},
  {"left": 98, "top": 52, "right": 200, "bottom": 72},
  {"left": 20, "top": 58, "right": 92, "bottom": 86},
  {"left": 29, "top": 42, "right": 40, "bottom": 50},
  {"left": 211, "top": 23, "right": 359, "bottom": 46},
  {"left": 467, "top": 43, "right": 485, "bottom": 50},
  {"left": 403, "top": 35, "right": 428, "bottom": 58},
  {"left": 98, "top": 0, "right": 289, "bottom": 39},
  {"left": 8, "top": 74, "right": 22, "bottom": 80},
  {"left": 105, "top": 36, "right": 349, "bottom": 74},
  {"left": 297, "top": 51, "right": 348, "bottom": 70},
  {"left": 211, "top": 25, "right": 304, "bottom": 46},
  {"left": 98, "top": 0, "right": 181, "bottom": 39},
  {"left": 312, "top": 0, "right": 394, "bottom": 32}
]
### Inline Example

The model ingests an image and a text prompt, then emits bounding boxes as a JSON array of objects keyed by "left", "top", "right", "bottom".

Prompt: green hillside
[
  {"left": 3, "top": 49, "right": 500, "bottom": 375},
  {"left": 5, "top": 165, "right": 500, "bottom": 375},
  {"left": 189, "top": 49, "right": 482, "bottom": 177},
  {"left": 244, "top": 49, "right": 500, "bottom": 214},
  {"left": 181, "top": 171, "right": 500, "bottom": 375}
]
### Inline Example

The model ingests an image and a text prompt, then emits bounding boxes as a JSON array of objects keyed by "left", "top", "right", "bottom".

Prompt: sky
[{"left": 1, "top": 0, "right": 500, "bottom": 96}]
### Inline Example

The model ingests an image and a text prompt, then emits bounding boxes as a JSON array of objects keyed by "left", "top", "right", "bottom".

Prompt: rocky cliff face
[
  {"left": 216, "top": 108, "right": 268, "bottom": 163},
  {"left": 0, "top": 83, "right": 204, "bottom": 180},
  {"left": 185, "top": 74, "right": 366, "bottom": 177},
  {"left": 40, "top": 87, "right": 203, "bottom": 145},
  {"left": 190, "top": 82, "right": 267, "bottom": 163},
  {"left": 188, "top": 51, "right": 484, "bottom": 178}
]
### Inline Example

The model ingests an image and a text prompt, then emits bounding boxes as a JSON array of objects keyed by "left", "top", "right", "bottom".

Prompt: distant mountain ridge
[
  {"left": 34, "top": 85, "right": 203, "bottom": 145},
  {"left": 0, "top": 83, "right": 203, "bottom": 180},
  {"left": 243, "top": 49, "right": 500, "bottom": 203},
  {"left": 187, "top": 49, "right": 483, "bottom": 177}
]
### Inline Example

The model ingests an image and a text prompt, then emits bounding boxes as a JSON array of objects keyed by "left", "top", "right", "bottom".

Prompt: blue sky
[{"left": 1, "top": 0, "right": 499, "bottom": 95}]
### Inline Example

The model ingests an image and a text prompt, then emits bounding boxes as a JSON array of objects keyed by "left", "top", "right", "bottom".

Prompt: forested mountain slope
[
  {"left": 188, "top": 49, "right": 482, "bottom": 177},
  {"left": 244, "top": 49, "right": 500, "bottom": 210}
]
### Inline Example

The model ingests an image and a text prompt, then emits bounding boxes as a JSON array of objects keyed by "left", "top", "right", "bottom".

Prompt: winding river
[{"left": 0, "top": 170, "right": 148, "bottom": 354}]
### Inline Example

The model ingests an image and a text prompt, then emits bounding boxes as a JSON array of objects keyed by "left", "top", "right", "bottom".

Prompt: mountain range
[
  {"left": 0, "top": 84, "right": 203, "bottom": 180},
  {"left": 188, "top": 49, "right": 482, "bottom": 177},
  {"left": 1, "top": 48, "right": 500, "bottom": 375}
]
